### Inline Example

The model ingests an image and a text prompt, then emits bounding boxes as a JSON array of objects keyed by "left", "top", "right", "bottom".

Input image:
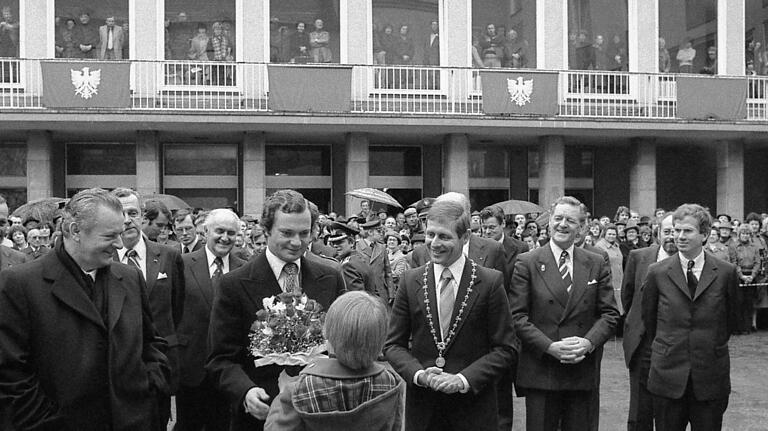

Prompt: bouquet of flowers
[{"left": 248, "top": 292, "right": 327, "bottom": 367}]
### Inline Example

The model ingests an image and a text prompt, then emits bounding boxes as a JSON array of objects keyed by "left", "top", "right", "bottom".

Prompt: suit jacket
[
  {"left": 510, "top": 245, "right": 619, "bottom": 391},
  {"left": 22, "top": 245, "right": 48, "bottom": 260},
  {"left": 424, "top": 33, "right": 440, "bottom": 65},
  {"left": 0, "top": 249, "right": 168, "bottom": 430},
  {"left": 340, "top": 252, "right": 375, "bottom": 295},
  {"left": 410, "top": 235, "right": 507, "bottom": 278},
  {"left": 177, "top": 248, "right": 245, "bottom": 387},
  {"left": 0, "top": 245, "right": 30, "bottom": 270},
  {"left": 641, "top": 253, "right": 738, "bottom": 400},
  {"left": 384, "top": 261, "right": 517, "bottom": 431},
  {"left": 205, "top": 252, "right": 345, "bottom": 431},
  {"left": 501, "top": 234, "right": 529, "bottom": 284},
  {"left": 179, "top": 239, "right": 204, "bottom": 255},
  {"left": 99, "top": 24, "right": 124, "bottom": 59},
  {"left": 310, "top": 239, "right": 336, "bottom": 260},
  {"left": 621, "top": 245, "right": 660, "bottom": 368},
  {"left": 356, "top": 239, "right": 394, "bottom": 303}
]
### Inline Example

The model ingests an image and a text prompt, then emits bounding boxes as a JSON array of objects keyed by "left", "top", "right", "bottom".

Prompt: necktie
[
  {"left": 283, "top": 262, "right": 301, "bottom": 296},
  {"left": 183, "top": 246, "right": 189, "bottom": 254},
  {"left": 559, "top": 250, "right": 572, "bottom": 294},
  {"left": 686, "top": 259, "right": 697, "bottom": 298},
  {"left": 212, "top": 256, "right": 224, "bottom": 288},
  {"left": 438, "top": 268, "right": 455, "bottom": 340},
  {"left": 126, "top": 249, "right": 140, "bottom": 271},
  {"left": 107, "top": 27, "right": 113, "bottom": 50}
]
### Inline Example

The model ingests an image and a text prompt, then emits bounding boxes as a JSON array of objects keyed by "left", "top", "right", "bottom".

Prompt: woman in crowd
[
  {"left": 55, "top": 18, "right": 78, "bottom": 59},
  {"left": 614, "top": 206, "right": 630, "bottom": 224},
  {"left": 589, "top": 220, "right": 603, "bottom": 240},
  {"left": 385, "top": 230, "right": 409, "bottom": 295},
  {"left": 595, "top": 224, "right": 624, "bottom": 314},
  {"left": 677, "top": 38, "right": 696, "bottom": 73},
  {"left": 289, "top": 21, "right": 310, "bottom": 63},
  {"left": 265, "top": 291, "right": 404, "bottom": 431}
]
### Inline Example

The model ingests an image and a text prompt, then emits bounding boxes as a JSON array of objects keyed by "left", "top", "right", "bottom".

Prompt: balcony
[{"left": 0, "top": 58, "right": 763, "bottom": 122}]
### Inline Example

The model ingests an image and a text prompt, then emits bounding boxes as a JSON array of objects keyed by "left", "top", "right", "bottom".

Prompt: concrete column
[
  {"left": 345, "top": 133, "right": 369, "bottom": 216},
  {"left": 718, "top": 0, "right": 744, "bottom": 75},
  {"left": 538, "top": 136, "right": 565, "bottom": 207},
  {"left": 343, "top": 0, "right": 370, "bottom": 64},
  {"left": 442, "top": 0, "right": 471, "bottom": 67},
  {"left": 716, "top": 140, "right": 744, "bottom": 220},
  {"left": 242, "top": 133, "right": 266, "bottom": 217},
  {"left": 536, "top": 0, "right": 567, "bottom": 69},
  {"left": 242, "top": 0, "right": 268, "bottom": 62},
  {"left": 628, "top": 0, "right": 658, "bottom": 72},
  {"left": 26, "top": 132, "right": 53, "bottom": 201},
  {"left": 22, "top": 0, "right": 50, "bottom": 58},
  {"left": 442, "top": 134, "right": 469, "bottom": 197},
  {"left": 135, "top": 131, "right": 160, "bottom": 197},
  {"left": 132, "top": 0, "right": 161, "bottom": 60},
  {"left": 629, "top": 139, "right": 656, "bottom": 216}
]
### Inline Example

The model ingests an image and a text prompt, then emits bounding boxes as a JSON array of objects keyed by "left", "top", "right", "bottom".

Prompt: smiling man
[
  {"left": 385, "top": 197, "right": 517, "bottom": 431},
  {"left": 510, "top": 196, "right": 619, "bottom": 431},
  {"left": 206, "top": 189, "right": 345, "bottom": 431}
]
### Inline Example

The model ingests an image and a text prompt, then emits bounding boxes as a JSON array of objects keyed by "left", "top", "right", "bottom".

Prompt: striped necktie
[
  {"left": 439, "top": 268, "right": 455, "bottom": 340},
  {"left": 559, "top": 250, "right": 572, "bottom": 294}
]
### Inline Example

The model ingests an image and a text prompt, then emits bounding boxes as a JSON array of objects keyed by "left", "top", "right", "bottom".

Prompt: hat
[
  {"left": 614, "top": 220, "right": 627, "bottom": 226},
  {"left": 360, "top": 219, "right": 381, "bottom": 229},
  {"left": 718, "top": 221, "right": 734, "bottom": 230},
  {"left": 414, "top": 198, "right": 435, "bottom": 216},
  {"left": 624, "top": 222, "right": 639, "bottom": 234},
  {"left": 327, "top": 222, "right": 359, "bottom": 243},
  {"left": 716, "top": 213, "right": 732, "bottom": 222},
  {"left": 404, "top": 207, "right": 417, "bottom": 217},
  {"left": 638, "top": 216, "right": 651, "bottom": 226},
  {"left": 471, "top": 210, "right": 481, "bottom": 217}
]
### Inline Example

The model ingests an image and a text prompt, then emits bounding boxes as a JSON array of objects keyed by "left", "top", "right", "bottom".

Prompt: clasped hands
[
  {"left": 547, "top": 336, "right": 593, "bottom": 364},
  {"left": 418, "top": 366, "right": 464, "bottom": 394}
]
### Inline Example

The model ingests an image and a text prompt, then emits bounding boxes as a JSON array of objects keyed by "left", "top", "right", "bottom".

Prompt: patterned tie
[
  {"left": 438, "top": 268, "right": 455, "bottom": 340},
  {"left": 126, "top": 249, "right": 140, "bottom": 271},
  {"left": 212, "top": 256, "right": 224, "bottom": 289},
  {"left": 686, "top": 259, "right": 697, "bottom": 298},
  {"left": 559, "top": 250, "right": 572, "bottom": 294},
  {"left": 284, "top": 262, "right": 301, "bottom": 296}
]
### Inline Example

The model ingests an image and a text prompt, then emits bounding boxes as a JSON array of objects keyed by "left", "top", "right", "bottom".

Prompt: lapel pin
[{"left": 541, "top": 264, "right": 546, "bottom": 272}]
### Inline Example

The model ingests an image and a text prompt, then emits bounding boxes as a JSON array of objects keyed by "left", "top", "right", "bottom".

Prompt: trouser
[
  {"left": 174, "top": 381, "right": 230, "bottom": 431},
  {"left": 736, "top": 284, "right": 757, "bottom": 332},
  {"left": 524, "top": 388, "right": 596, "bottom": 431},
  {"left": 627, "top": 349, "right": 654, "bottom": 431},
  {"left": 496, "top": 367, "right": 514, "bottom": 431},
  {"left": 652, "top": 376, "right": 728, "bottom": 431}
]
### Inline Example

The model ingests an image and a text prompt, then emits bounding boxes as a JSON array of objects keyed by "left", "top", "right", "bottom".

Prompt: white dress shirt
[
  {"left": 117, "top": 235, "right": 147, "bottom": 280},
  {"left": 656, "top": 246, "right": 674, "bottom": 263},
  {"left": 265, "top": 248, "right": 301, "bottom": 292},
  {"left": 205, "top": 246, "right": 230, "bottom": 278},
  {"left": 679, "top": 250, "right": 705, "bottom": 280}
]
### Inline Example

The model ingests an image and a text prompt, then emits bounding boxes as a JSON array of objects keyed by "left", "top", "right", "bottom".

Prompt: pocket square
[
  {"left": 587, "top": 279, "right": 598, "bottom": 285},
  {"left": 157, "top": 272, "right": 168, "bottom": 280}
]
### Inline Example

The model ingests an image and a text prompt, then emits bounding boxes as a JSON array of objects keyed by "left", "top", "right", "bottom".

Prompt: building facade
[{"left": 0, "top": 0, "right": 767, "bottom": 220}]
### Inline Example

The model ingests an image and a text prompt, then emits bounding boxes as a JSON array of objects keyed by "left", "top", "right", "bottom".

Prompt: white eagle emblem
[
  {"left": 70, "top": 67, "right": 101, "bottom": 99},
  {"left": 507, "top": 76, "right": 533, "bottom": 106}
]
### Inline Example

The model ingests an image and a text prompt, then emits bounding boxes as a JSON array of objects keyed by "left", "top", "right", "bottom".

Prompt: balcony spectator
[
  {"left": 659, "top": 37, "right": 671, "bottom": 73},
  {"left": 471, "top": 35, "right": 485, "bottom": 68},
  {"left": 677, "top": 38, "right": 695, "bottom": 73},
  {"left": 55, "top": 18, "right": 78, "bottom": 59},
  {"left": 99, "top": 16, "right": 125, "bottom": 60},
  {"left": 591, "top": 34, "right": 607, "bottom": 70},
  {"left": 289, "top": 21, "right": 310, "bottom": 63},
  {"left": 380, "top": 24, "right": 396, "bottom": 65},
  {"left": 373, "top": 23, "right": 386, "bottom": 64},
  {"left": 700, "top": 45, "right": 717, "bottom": 75},
  {"left": 168, "top": 11, "right": 193, "bottom": 60},
  {"left": 0, "top": 6, "right": 19, "bottom": 58},
  {"left": 754, "top": 41, "right": 765, "bottom": 75},
  {"left": 392, "top": 24, "right": 414, "bottom": 65},
  {"left": 122, "top": 21, "right": 130, "bottom": 53},
  {"left": 479, "top": 23, "right": 503, "bottom": 68},
  {"left": 503, "top": 29, "right": 528, "bottom": 68},
  {"left": 72, "top": 12, "right": 99, "bottom": 59},
  {"left": 187, "top": 23, "right": 210, "bottom": 85},
  {"left": 607, "top": 34, "right": 627, "bottom": 71},
  {"left": 573, "top": 29, "right": 593, "bottom": 70},
  {"left": 309, "top": 18, "right": 331, "bottom": 63},
  {"left": 424, "top": 20, "right": 439, "bottom": 66},
  {"left": 211, "top": 22, "right": 232, "bottom": 85}
]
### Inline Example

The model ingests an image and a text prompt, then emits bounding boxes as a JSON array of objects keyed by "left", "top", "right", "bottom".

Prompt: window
[
  {"left": 163, "top": 143, "right": 239, "bottom": 211},
  {"left": 165, "top": 188, "right": 238, "bottom": 210},
  {"left": 472, "top": 0, "right": 536, "bottom": 69},
  {"left": 0, "top": 143, "right": 25, "bottom": 176},
  {"left": 270, "top": 0, "right": 340, "bottom": 64},
  {"left": 164, "top": 144, "right": 237, "bottom": 176},
  {"left": 54, "top": 1, "right": 129, "bottom": 60},
  {"left": 568, "top": 0, "right": 628, "bottom": 71},
  {"left": 660, "top": 0, "right": 717, "bottom": 74},
  {"left": 369, "top": 146, "right": 421, "bottom": 177},
  {"left": 0, "top": 189, "right": 26, "bottom": 212},
  {"left": 0, "top": 1, "right": 20, "bottom": 85},
  {"left": 469, "top": 146, "right": 509, "bottom": 178},
  {"left": 373, "top": 0, "right": 439, "bottom": 66},
  {"left": 267, "top": 188, "right": 331, "bottom": 214},
  {"left": 266, "top": 145, "right": 331, "bottom": 176},
  {"left": 66, "top": 143, "right": 136, "bottom": 175},
  {"left": 564, "top": 147, "right": 593, "bottom": 178},
  {"left": 470, "top": 189, "right": 509, "bottom": 212}
]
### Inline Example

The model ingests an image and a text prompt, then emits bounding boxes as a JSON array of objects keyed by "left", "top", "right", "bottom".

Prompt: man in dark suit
[
  {"left": 174, "top": 209, "right": 204, "bottom": 254},
  {"left": 111, "top": 188, "right": 185, "bottom": 429},
  {"left": 411, "top": 229, "right": 507, "bottom": 275},
  {"left": 176, "top": 209, "right": 245, "bottom": 431},
  {"left": 510, "top": 196, "right": 619, "bottom": 431},
  {"left": 0, "top": 188, "right": 169, "bottom": 430},
  {"left": 385, "top": 197, "right": 517, "bottom": 431},
  {"left": 21, "top": 228, "right": 48, "bottom": 260},
  {"left": 206, "top": 190, "right": 345, "bottom": 431},
  {"left": 622, "top": 212, "right": 676, "bottom": 431},
  {"left": 357, "top": 218, "right": 394, "bottom": 304},
  {"left": 642, "top": 204, "right": 738, "bottom": 431}
]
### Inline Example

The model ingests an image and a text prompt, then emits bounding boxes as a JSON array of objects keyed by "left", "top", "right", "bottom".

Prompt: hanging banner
[
  {"left": 268, "top": 64, "right": 352, "bottom": 112},
  {"left": 41, "top": 61, "right": 131, "bottom": 108},
  {"left": 480, "top": 70, "right": 559, "bottom": 116},
  {"left": 677, "top": 76, "right": 747, "bottom": 120}
]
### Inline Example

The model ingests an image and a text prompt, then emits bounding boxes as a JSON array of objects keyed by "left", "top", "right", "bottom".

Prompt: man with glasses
[
  {"left": 174, "top": 209, "right": 204, "bottom": 254},
  {"left": 22, "top": 228, "right": 48, "bottom": 260}
]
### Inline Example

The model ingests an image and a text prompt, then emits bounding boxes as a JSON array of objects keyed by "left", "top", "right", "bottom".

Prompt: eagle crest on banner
[
  {"left": 71, "top": 67, "right": 101, "bottom": 99},
  {"left": 507, "top": 76, "right": 533, "bottom": 106}
]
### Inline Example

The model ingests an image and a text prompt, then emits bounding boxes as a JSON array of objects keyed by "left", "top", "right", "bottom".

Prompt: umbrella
[
  {"left": 492, "top": 199, "right": 545, "bottom": 216},
  {"left": 11, "top": 197, "right": 69, "bottom": 225},
  {"left": 346, "top": 188, "right": 402, "bottom": 209},
  {"left": 142, "top": 193, "right": 191, "bottom": 211}
]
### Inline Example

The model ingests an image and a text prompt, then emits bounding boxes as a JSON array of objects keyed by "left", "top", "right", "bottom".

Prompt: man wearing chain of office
[{"left": 385, "top": 194, "right": 518, "bottom": 431}]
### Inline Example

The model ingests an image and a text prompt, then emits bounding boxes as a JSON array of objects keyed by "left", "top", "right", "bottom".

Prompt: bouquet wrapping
[{"left": 248, "top": 292, "right": 327, "bottom": 368}]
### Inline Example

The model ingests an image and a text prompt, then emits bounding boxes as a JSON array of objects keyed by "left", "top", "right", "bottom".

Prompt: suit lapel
[
  {"left": 46, "top": 260, "right": 106, "bottom": 330},
  {"left": 145, "top": 243, "right": 161, "bottom": 293},
  {"left": 107, "top": 268, "right": 126, "bottom": 331},
  {"left": 420, "top": 264, "right": 438, "bottom": 324},
  {"left": 190, "top": 250, "right": 214, "bottom": 307},
  {"left": 468, "top": 236, "right": 487, "bottom": 265},
  {"left": 694, "top": 255, "right": 718, "bottom": 300},
  {"left": 242, "top": 253, "right": 282, "bottom": 308},
  {"left": 665, "top": 254, "right": 691, "bottom": 300},
  {"left": 446, "top": 259, "right": 480, "bottom": 351},
  {"left": 562, "top": 248, "right": 590, "bottom": 321},
  {"left": 535, "top": 248, "right": 569, "bottom": 308}
]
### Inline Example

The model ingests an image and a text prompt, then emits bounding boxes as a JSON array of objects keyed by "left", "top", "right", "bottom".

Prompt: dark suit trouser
[
  {"left": 174, "top": 381, "right": 230, "bottom": 431},
  {"left": 496, "top": 368, "right": 514, "bottom": 431},
  {"left": 524, "top": 388, "right": 596, "bottom": 431},
  {"left": 628, "top": 344, "right": 654, "bottom": 431},
  {"left": 652, "top": 376, "right": 728, "bottom": 431}
]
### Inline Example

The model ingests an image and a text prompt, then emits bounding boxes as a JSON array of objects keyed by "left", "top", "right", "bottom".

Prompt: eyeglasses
[{"left": 0, "top": 219, "right": 6, "bottom": 227}]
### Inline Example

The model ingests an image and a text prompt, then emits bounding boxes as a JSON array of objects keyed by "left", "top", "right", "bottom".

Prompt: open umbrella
[
  {"left": 142, "top": 193, "right": 191, "bottom": 211},
  {"left": 492, "top": 199, "right": 545, "bottom": 216},
  {"left": 346, "top": 188, "right": 402, "bottom": 209},
  {"left": 11, "top": 197, "right": 69, "bottom": 225}
]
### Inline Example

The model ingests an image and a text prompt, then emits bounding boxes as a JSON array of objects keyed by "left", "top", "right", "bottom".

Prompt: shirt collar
[
  {"left": 433, "top": 253, "right": 466, "bottom": 287},
  {"left": 265, "top": 248, "right": 301, "bottom": 281},
  {"left": 118, "top": 235, "right": 146, "bottom": 262},
  {"left": 498, "top": 233, "right": 505, "bottom": 244},
  {"left": 205, "top": 246, "right": 229, "bottom": 269},
  {"left": 185, "top": 235, "right": 199, "bottom": 251},
  {"left": 549, "top": 240, "right": 575, "bottom": 262},
  {"left": 656, "top": 245, "right": 673, "bottom": 262},
  {"left": 679, "top": 249, "right": 705, "bottom": 270}
]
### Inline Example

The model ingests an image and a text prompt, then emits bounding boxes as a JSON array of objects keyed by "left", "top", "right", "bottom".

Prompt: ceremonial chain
[{"left": 422, "top": 260, "right": 477, "bottom": 365}]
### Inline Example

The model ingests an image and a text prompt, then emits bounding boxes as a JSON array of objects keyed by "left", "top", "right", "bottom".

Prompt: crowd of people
[
  {"left": 0, "top": 188, "right": 753, "bottom": 430},
  {"left": 270, "top": 18, "right": 332, "bottom": 64},
  {"left": 54, "top": 12, "right": 129, "bottom": 60},
  {"left": 472, "top": 23, "right": 530, "bottom": 69}
]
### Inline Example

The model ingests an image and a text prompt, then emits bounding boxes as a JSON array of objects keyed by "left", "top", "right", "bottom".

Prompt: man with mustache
[{"left": 622, "top": 212, "right": 677, "bottom": 431}]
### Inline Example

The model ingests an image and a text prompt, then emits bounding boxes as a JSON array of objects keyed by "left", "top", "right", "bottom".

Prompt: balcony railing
[{"left": 1, "top": 58, "right": 766, "bottom": 122}]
